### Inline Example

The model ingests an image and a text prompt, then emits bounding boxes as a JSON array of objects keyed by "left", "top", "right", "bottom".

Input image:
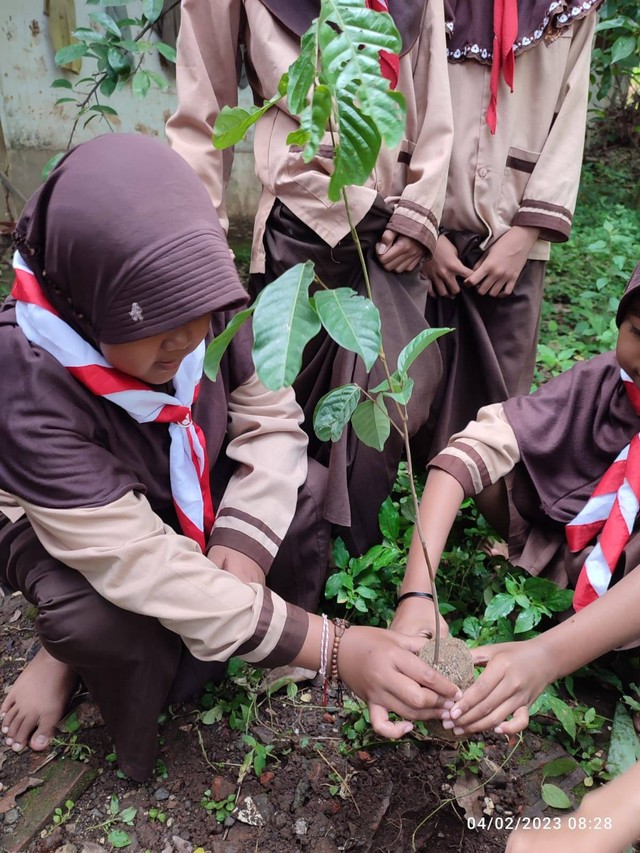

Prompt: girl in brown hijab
[{"left": 0, "top": 134, "right": 459, "bottom": 781}]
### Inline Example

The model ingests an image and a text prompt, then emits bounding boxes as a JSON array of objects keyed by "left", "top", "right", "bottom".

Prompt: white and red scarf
[
  {"left": 11, "top": 252, "right": 215, "bottom": 551},
  {"left": 566, "top": 370, "right": 640, "bottom": 610}
]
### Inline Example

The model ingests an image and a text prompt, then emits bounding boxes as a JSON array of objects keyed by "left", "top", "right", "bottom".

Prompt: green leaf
[
  {"left": 89, "top": 11, "right": 122, "bottom": 37},
  {"left": 541, "top": 783, "right": 571, "bottom": 810},
  {"left": 378, "top": 497, "right": 399, "bottom": 541},
  {"left": 52, "top": 78, "right": 73, "bottom": 89},
  {"left": 606, "top": 701, "right": 640, "bottom": 777},
  {"left": 325, "top": 571, "right": 351, "bottom": 598},
  {"left": 54, "top": 97, "right": 77, "bottom": 106},
  {"left": 383, "top": 376, "right": 414, "bottom": 405},
  {"left": 55, "top": 43, "right": 88, "bottom": 65},
  {"left": 329, "top": 97, "right": 380, "bottom": 200},
  {"left": 100, "top": 77, "right": 117, "bottom": 97},
  {"left": 89, "top": 104, "right": 118, "bottom": 115},
  {"left": 157, "top": 42, "right": 177, "bottom": 63},
  {"left": 484, "top": 593, "right": 515, "bottom": 621},
  {"left": 41, "top": 152, "right": 65, "bottom": 180},
  {"left": 110, "top": 795, "right": 120, "bottom": 815},
  {"left": 356, "top": 585, "right": 378, "bottom": 600},
  {"left": 396, "top": 327, "right": 452, "bottom": 376},
  {"left": 201, "top": 706, "right": 223, "bottom": 725},
  {"left": 313, "top": 288, "right": 381, "bottom": 370},
  {"left": 119, "top": 807, "right": 137, "bottom": 824},
  {"left": 204, "top": 308, "right": 254, "bottom": 382},
  {"left": 287, "top": 29, "right": 318, "bottom": 115},
  {"left": 299, "top": 85, "right": 333, "bottom": 162},
  {"left": 351, "top": 398, "right": 391, "bottom": 451},
  {"left": 313, "top": 383, "right": 361, "bottom": 442},
  {"left": 332, "top": 537, "right": 350, "bottom": 569},
  {"left": 611, "top": 35, "right": 636, "bottom": 64},
  {"left": 548, "top": 696, "right": 576, "bottom": 741},
  {"left": 252, "top": 262, "right": 320, "bottom": 389},
  {"left": 107, "top": 47, "right": 131, "bottom": 76},
  {"left": 108, "top": 829, "right": 132, "bottom": 848},
  {"left": 514, "top": 607, "right": 538, "bottom": 634},
  {"left": 213, "top": 91, "right": 282, "bottom": 149},
  {"left": 542, "top": 757, "right": 577, "bottom": 779},
  {"left": 142, "top": 0, "right": 164, "bottom": 24},
  {"left": 132, "top": 70, "right": 151, "bottom": 99}
]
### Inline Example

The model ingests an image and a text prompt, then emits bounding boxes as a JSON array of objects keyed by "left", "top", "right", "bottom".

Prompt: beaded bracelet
[
  {"left": 330, "top": 618, "right": 351, "bottom": 706},
  {"left": 396, "top": 591, "right": 434, "bottom": 606}
]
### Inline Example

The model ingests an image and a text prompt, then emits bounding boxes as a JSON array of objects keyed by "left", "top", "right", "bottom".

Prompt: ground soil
[{"left": 0, "top": 584, "right": 599, "bottom": 853}]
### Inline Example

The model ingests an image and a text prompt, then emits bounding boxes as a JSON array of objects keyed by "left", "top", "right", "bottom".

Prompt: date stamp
[{"left": 466, "top": 816, "right": 614, "bottom": 831}]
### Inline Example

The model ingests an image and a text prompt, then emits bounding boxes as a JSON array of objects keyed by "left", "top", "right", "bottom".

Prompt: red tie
[{"left": 487, "top": 0, "right": 519, "bottom": 134}]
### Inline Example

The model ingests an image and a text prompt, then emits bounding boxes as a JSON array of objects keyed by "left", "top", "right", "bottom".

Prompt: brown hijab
[
  {"left": 444, "top": 0, "right": 604, "bottom": 63},
  {"left": 504, "top": 263, "right": 640, "bottom": 524},
  {"left": 12, "top": 133, "right": 248, "bottom": 346},
  {"left": 257, "top": 0, "right": 427, "bottom": 55}
]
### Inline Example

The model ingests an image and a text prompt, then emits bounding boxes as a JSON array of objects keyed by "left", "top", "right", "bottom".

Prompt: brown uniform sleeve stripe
[
  {"left": 235, "top": 588, "right": 275, "bottom": 656},
  {"left": 395, "top": 199, "right": 439, "bottom": 231},
  {"left": 207, "top": 528, "right": 275, "bottom": 573},
  {"left": 216, "top": 507, "right": 282, "bottom": 547},
  {"left": 450, "top": 441, "right": 492, "bottom": 490},
  {"left": 259, "top": 603, "right": 309, "bottom": 668},
  {"left": 428, "top": 452, "right": 476, "bottom": 497}
]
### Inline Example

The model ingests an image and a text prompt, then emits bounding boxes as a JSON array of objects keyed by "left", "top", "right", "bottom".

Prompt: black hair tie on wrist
[{"left": 397, "top": 591, "right": 434, "bottom": 605}]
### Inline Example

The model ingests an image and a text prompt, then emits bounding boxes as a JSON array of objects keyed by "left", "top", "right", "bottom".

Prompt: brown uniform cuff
[
  {"left": 387, "top": 200, "right": 439, "bottom": 258},
  {"left": 513, "top": 199, "right": 573, "bottom": 243}
]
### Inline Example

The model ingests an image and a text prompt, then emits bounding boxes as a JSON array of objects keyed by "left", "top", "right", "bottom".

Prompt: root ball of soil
[{"left": 419, "top": 634, "right": 474, "bottom": 690}]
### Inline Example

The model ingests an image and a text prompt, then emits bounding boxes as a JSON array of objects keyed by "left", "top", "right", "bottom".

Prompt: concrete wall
[{"left": 0, "top": 0, "right": 260, "bottom": 222}]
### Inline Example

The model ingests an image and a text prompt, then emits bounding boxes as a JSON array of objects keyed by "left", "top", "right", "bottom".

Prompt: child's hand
[
  {"left": 442, "top": 639, "right": 553, "bottom": 735},
  {"left": 389, "top": 595, "right": 449, "bottom": 643},
  {"left": 463, "top": 226, "right": 539, "bottom": 298},
  {"left": 376, "top": 230, "right": 426, "bottom": 273},
  {"left": 422, "top": 234, "right": 473, "bottom": 297},
  {"left": 207, "top": 545, "right": 266, "bottom": 586},
  {"left": 337, "top": 626, "right": 462, "bottom": 739}
]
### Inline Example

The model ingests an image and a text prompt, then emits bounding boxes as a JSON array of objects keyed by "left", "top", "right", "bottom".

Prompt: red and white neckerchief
[
  {"left": 11, "top": 252, "right": 215, "bottom": 551},
  {"left": 487, "top": 0, "right": 519, "bottom": 134},
  {"left": 365, "top": 0, "right": 400, "bottom": 90},
  {"left": 566, "top": 369, "right": 640, "bottom": 611}
]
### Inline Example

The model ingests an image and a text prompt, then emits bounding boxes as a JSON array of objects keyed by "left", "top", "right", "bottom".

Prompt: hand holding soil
[{"left": 337, "top": 626, "right": 462, "bottom": 739}]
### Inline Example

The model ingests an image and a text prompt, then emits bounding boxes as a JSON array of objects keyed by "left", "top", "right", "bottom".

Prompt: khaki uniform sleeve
[
  {"left": 207, "top": 372, "right": 308, "bottom": 572},
  {"left": 165, "top": 0, "right": 243, "bottom": 232},
  {"left": 512, "top": 15, "right": 596, "bottom": 242},
  {"left": 386, "top": 0, "right": 453, "bottom": 256},
  {"left": 15, "top": 491, "right": 308, "bottom": 666},
  {"left": 429, "top": 403, "right": 520, "bottom": 496}
]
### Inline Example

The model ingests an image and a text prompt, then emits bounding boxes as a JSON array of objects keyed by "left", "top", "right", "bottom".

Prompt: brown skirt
[
  {"left": 425, "top": 230, "right": 546, "bottom": 457},
  {"left": 251, "top": 197, "right": 443, "bottom": 555}
]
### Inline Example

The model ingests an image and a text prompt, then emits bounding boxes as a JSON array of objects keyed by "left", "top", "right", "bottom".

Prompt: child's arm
[
  {"left": 422, "top": 233, "right": 474, "bottom": 297},
  {"left": 506, "top": 760, "right": 640, "bottom": 853},
  {"left": 207, "top": 373, "right": 308, "bottom": 580},
  {"left": 446, "top": 566, "right": 640, "bottom": 735},
  {"left": 165, "top": 0, "right": 242, "bottom": 232},
  {"left": 379, "top": 0, "right": 453, "bottom": 270},
  {"left": 463, "top": 225, "right": 540, "bottom": 298},
  {"left": 391, "top": 403, "right": 521, "bottom": 639}
]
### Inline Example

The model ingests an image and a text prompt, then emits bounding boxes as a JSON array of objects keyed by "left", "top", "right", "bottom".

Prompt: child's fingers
[
  {"left": 368, "top": 704, "right": 414, "bottom": 739},
  {"left": 494, "top": 706, "right": 529, "bottom": 735},
  {"left": 447, "top": 665, "right": 508, "bottom": 721},
  {"left": 394, "top": 649, "right": 462, "bottom": 702},
  {"left": 450, "top": 698, "right": 529, "bottom": 735}
]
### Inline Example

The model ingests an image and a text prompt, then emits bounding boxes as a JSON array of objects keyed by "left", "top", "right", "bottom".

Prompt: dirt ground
[{"left": 1, "top": 582, "right": 600, "bottom": 853}]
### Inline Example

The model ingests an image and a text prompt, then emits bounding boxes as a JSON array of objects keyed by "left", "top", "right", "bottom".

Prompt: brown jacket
[{"left": 166, "top": 0, "right": 453, "bottom": 271}]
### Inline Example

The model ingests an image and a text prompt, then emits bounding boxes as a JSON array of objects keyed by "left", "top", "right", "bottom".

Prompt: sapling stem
[{"left": 341, "top": 188, "right": 441, "bottom": 665}]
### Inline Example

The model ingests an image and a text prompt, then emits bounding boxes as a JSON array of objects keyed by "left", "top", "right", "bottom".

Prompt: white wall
[{"left": 0, "top": 0, "right": 259, "bottom": 221}]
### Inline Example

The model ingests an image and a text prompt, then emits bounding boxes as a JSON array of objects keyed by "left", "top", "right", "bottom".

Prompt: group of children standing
[{"left": 1, "top": 0, "right": 638, "bottom": 849}]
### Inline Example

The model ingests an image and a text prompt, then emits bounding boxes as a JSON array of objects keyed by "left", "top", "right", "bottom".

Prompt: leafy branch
[
  {"left": 45, "top": 0, "right": 179, "bottom": 175},
  {"left": 207, "top": 0, "right": 451, "bottom": 662}
]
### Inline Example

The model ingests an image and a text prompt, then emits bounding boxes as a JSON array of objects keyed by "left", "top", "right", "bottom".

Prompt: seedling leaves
[{"left": 313, "top": 288, "right": 381, "bottom": 369}]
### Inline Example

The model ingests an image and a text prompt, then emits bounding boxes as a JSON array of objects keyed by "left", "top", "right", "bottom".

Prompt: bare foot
[{"left": 1, "top": 647, "right": 78, "bottom": 752}]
